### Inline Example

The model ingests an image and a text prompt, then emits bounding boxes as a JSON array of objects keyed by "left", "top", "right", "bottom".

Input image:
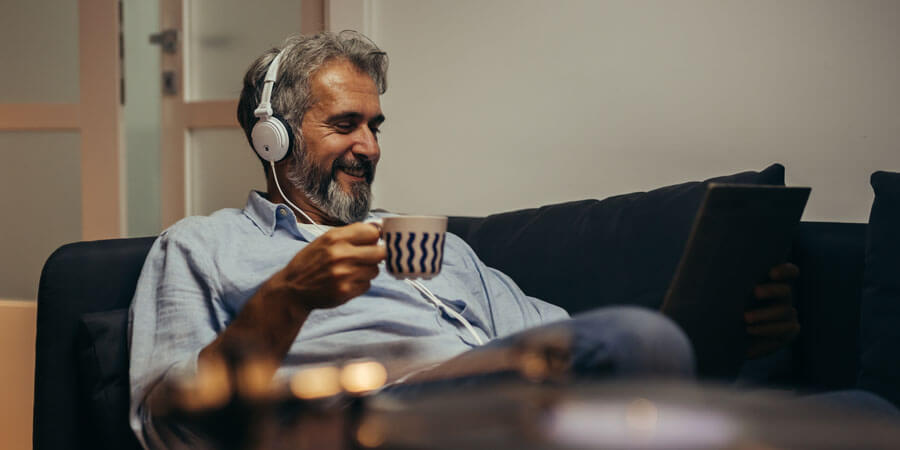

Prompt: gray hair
[{"left": 237, "top": 31, "right": 388, "bottom": 171}]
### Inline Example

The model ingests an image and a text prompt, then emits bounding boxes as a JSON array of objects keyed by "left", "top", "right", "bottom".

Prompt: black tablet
[{"left": 660, "top": 183, "right": 811, "bottom": 378}]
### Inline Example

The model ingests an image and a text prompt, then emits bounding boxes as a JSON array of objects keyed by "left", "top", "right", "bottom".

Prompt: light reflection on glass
[
  {"left": 544, "top": 399, "right": 737, "bottom": 449},
  {"left": 356, "top": 416, "right": 387, "bottom": 448},
  {"left": 625, "top": 397, "right": 658, "bottom": 438}
]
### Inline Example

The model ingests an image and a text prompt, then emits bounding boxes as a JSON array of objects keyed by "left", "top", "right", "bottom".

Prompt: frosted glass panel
[
  {"left": 186, "top": 0, "right": 303, "bottom": 101},
  {"left": 124, "top": 0, "right": 162, "bottom": 237},
  {"left": 0, "top": 0, "right": 79, "bottom": 103},
  {"left": 0, "top": 132, "right": 81, "bottom": 300},
  {"left": 188, "top": 129, "right": 267, "bottom": 216}
]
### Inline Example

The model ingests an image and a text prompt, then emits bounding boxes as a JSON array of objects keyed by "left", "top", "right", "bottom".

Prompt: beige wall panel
[
  {"left": 0, "top": 131, "right": 82, "bottom": 300},
  {"left": 0, "top": 104, "right": 80, "bottom": 131},
  {"left": 185, "top": 100, "right": 240, "bottom": 128},
  {"left": 188, "top": 129, "right": 267, "bottom": 216},
  {"left": 302, "top": 0, "right": 326, "bottom": 34},
  {"left": 160, "top": 0, "right": 186, "bottom": 228},
  {"left": 79, "top": 0, "right": 122, "bottom": 240},
  {"left": 0, "top": 0, "right": 79, "bottom": 103},
  {"left": 0, "top": 301, "right": 37, "bottom": 450}
]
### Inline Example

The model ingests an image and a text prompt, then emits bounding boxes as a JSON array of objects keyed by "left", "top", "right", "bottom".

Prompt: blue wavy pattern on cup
[
  {"left": 419, "top": 233, "right": 431, "bottom": 273},
  {"left": 405, "top": 232, "right": 417, "bottom": 273},
  {"left": 385, "top": 231, "right": 445, "bottom": 275},
  {"left": 389, "top": 232, "right": 403, "bottom": 273},
  {"left": 435, "top": 233, "right": 444, "bottom": 272}
]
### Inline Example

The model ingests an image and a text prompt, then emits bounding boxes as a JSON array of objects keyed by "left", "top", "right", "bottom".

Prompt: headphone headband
[{"left": 254, "top": 48, "right": 286, "bottom": 120}]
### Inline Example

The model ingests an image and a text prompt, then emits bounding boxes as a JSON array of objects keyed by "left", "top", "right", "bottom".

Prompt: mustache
[{"left": 332, "top": 157, "right": 375, "bottom": 184}]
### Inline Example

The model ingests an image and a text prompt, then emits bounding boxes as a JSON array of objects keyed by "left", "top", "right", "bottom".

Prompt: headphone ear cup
[{"left": 251, "top": 115, "right": 294, "bottom": 163}]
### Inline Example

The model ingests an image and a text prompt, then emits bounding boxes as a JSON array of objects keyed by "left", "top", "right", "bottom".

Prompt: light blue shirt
[{"left": 128, "top": 191, "right": 568, "bottom": 447}]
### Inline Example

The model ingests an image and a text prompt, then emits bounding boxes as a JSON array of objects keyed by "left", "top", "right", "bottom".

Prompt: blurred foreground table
[
  {"left": 362, "top": 380, "right": 900, "bottom": 449},
  {"left": 159, "top": 377, "right": 900, "bottom": 449}
]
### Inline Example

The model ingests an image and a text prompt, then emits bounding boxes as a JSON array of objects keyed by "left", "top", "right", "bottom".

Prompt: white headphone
[
  {"left": 251, "top": 48, "right": 294, "bottom": 163},
  {"left": 250, "top": 46, "right": 321, "bottom": 228}
]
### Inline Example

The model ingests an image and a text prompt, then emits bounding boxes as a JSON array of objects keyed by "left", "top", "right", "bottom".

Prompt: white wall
[{"left": 365, "top": 0, "right": 900, "bottom": 222}]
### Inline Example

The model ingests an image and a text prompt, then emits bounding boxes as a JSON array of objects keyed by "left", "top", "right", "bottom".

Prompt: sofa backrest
[
  {"left": 448, "top": 218, "right": 869, "bottom": 392},
  {"left": 34, "top": 238, "right": 154, "bottom": 450}
]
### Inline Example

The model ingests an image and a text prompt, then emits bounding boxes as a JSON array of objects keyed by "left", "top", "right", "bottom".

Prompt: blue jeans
[
  {"left": 384, "top": 306, "right": 898, "bottom": 417},
  {"left": 807, "top": 389, "right": 899, "bottom": 417},
  {"left": 384, "top": 306, "right": 694, "bottom": 394}
]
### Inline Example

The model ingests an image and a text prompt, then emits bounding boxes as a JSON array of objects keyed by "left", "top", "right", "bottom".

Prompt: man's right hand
[
  {"left": 271, "top": 222, "right": 386, "bottom": 312},
  {"left": 196, "top": 222, "right": 385, "bottom": 387}
]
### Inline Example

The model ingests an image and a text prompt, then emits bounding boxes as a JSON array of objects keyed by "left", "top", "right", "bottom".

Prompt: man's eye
[
  {"left": 335, "top": 122, "right": 354, "bottom": 132},
  {"left": 369, "top": 126, "right": 381, "bottom": 135}
]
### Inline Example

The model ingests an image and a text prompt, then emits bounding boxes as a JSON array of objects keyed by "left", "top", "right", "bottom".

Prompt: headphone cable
[{"left": 270, "top": 160, "right": 484, "bottom": 346}]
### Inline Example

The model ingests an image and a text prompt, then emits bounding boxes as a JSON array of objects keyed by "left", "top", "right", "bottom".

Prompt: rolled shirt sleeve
[{"left": 128, "top": 219, "right": 225, "bottom": 448}]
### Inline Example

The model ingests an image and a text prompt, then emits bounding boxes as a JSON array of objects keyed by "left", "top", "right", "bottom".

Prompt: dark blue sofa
[{"left": 33, "top": 166, "right": 875, "bottom": 449}]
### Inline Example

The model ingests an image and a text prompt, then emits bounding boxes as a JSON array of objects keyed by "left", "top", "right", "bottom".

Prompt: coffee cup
[{"left": 369, "top": 216, "right": 447, "bottom": 279}]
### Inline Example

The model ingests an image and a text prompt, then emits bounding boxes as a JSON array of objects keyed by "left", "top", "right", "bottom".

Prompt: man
[{"left": 129, "top": 31, "right": 802, "bottom": 448}]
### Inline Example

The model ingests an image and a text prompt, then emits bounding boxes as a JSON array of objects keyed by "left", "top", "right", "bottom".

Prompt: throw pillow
[
  {"left": 76, "top": 308, "right": 141, "bottom": 449},
  {"left": 858, "top": 171, "right": 900, "bottom": 407}
]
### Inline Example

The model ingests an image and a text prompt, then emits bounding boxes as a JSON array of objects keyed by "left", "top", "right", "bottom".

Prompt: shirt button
[{"left": 279, "top": 208, "right": 287, "bottom": 217}]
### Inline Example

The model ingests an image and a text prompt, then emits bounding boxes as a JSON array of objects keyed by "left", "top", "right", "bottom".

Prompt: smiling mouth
[
  {"left": 333, "top": 158, "right": 375, "bottom": 184},
  {"left": 339, "top": 167, "right": 367, "bottom": 178}
]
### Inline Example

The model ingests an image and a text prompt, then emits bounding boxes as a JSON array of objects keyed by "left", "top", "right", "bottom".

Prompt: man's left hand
[{"left": 744, "top": 263, "right": 801, "bottom": 359}]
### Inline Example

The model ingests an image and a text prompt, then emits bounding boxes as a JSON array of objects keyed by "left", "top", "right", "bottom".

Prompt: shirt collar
[
  {"left": 242, "top": 190, "right": 382, "bottom": 239},
  {"left": 243, "top": 190, "right": 295, "bottom": 237}
]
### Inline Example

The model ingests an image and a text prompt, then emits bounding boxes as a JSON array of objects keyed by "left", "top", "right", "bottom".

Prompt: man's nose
[{"left": 352, "top": 127, "right": 380, "bottom": 160}]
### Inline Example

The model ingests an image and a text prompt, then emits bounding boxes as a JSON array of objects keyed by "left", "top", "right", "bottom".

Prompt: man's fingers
[
  {"left": 768, "top": 262, "right": 799, "bottom": 281},
  {"left": 746, "top": 321, "right": 800, "bottom": 338},
  {"left": 747, "top": 338, "right": 788, "bottom": 359},
  {"left": 745, "top": 304, "right": 796, "bottom": 324},
  {"left": 351, "top": 263, "right": 381, "bottom": 282},
  {"left": 342, "top": 244, "right": 387, "bottom": 264},
  {"left": 314, "top": 224, "right": 386, "bottom": 264},
  {"left": 324, "top": 222, "right": 382, "bottom": 245},
  {"left": 753, "top": 283, "right": 792, "bottom": 302}
]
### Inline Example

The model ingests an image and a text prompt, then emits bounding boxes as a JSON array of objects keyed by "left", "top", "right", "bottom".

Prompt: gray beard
[{"left": 284, "top": 148, "right": 373, "bottom": 224}]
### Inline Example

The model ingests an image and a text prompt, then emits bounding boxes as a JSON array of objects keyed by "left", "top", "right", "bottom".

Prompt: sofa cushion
[
  {"left": 75, "top": 308, "right": 140, "bottom": 450},
  {"left": 858, "top": 171, "right": 900, "bottom": 406},
  {"left": 455, "top": 163, "right": 786, "bottom": 315}
]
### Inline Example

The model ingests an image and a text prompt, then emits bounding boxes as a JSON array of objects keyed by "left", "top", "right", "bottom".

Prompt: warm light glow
[
  {"left": 356, "top": 416, "right": 387, "bottom": 448},
  {"left": 187, "top": 357, "right": 231, "bottom": 410},
  {"left": 289, "top": 366, "right": 342, "bottom": 399},
  {"left": 519, "top": 351, "right": 549, "bottom": 381},
  {"left": 236, "top": 359, "right": 277, "bottom": 398},
  {"left": 340, "top": 360, "right": 388, "bottom": 394}
]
